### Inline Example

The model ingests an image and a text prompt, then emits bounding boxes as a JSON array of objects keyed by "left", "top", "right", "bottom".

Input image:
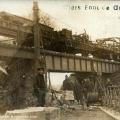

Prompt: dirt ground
[
  {"left": 0, "top": 106, "right": 116, "bottom": 120},
  {"left": 61, "top": 107, "right": 115, "bottom": 120}
]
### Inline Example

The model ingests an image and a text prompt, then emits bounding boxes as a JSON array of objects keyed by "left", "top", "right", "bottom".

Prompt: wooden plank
[
  {"left": 113, "top": 64, "right": 116, "bottom": 72},
  {"left": 81, "top": 60, "right": 86, "bottom": 71},
  {"left": 54, "top": 56, "right": 61, "bottom": 70},
  {"left": 68, "top": 58, "right": 74, "bottom": 71},
  {"left": 61, "top": 57, "right": 68, "bottom": 71},
  {"left": 93, "top": 61, "right": 98, "bottom": 72},
  {"left": 75, "top": 59, "right": 81, "bottom": 71},
  {"left": 102, "top": 62, "right": 106, "bottom": 73},
  {"left": 106, "top": 63, "right": 110, "bottom": 73},
  {"left": 46, "top": 55, "right": 53, "bottom": 70},
  {"left": 86, "top": 60, "right": 91, "bottom": 72},
  {"left": 97, "top": 61, "right": 102, "bottom": 73}
]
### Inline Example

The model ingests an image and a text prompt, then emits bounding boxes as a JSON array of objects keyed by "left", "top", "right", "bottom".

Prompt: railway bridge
[
  {"left": 0, "top": 43, "right": 119, "bottom": 74},
  {"left": 0, "top": 7, "right": 119, "bottom": 75},
  {"left": 0, "top": 2, "right": 119, "bottom": 118}
]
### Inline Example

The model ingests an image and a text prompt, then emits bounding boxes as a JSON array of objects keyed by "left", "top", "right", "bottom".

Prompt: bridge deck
[
  {"left": 0, "top": 43, "right": 119, "bottom": 73},
  {"left": 45, "top": 50, "right": 120, "bottom": 73}
]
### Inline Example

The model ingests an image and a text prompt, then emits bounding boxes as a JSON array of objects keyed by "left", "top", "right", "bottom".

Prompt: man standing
[{"left": 34, "top": 68, "right": 46, "bottom": 106}]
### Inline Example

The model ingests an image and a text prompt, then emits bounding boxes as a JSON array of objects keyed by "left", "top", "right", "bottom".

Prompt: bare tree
[{"left": 39, "top": 11, "right": 56, "bottom": 28}]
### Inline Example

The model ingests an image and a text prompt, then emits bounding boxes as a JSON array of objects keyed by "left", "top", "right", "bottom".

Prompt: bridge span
[
  {"left": 0, "top": 43, "right": 119, "bottom": 74},
  {"left": 45, "top": 51, "right": 120, "bottom": 73}
]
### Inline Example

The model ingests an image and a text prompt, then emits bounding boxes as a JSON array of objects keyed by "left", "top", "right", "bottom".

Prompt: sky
[
  {"left": 0, "top": 0, "right": 120, "bottom": 89},
  {"left": 0, "top": 0, "right": 120, "bottom": 40}
]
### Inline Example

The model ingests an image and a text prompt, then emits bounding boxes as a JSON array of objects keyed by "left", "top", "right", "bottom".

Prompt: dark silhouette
[{"left": 34, "top": 68, "right": 46, "bottom": 106}]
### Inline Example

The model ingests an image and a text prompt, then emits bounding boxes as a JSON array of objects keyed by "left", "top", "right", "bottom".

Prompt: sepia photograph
[{"left": 0, "top": 0, "right": 119, "bottom": 120}]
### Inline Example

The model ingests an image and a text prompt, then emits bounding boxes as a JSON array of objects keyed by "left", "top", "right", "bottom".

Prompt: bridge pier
[{"left": 0, "top": 58, "right": 38, "bottom": 112}]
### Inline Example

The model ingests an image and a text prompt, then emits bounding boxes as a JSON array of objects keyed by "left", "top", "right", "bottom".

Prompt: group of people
[
  {"left": 33, "top": 71, "right": 108, "bottom": 108},
  {"left": 33, "top": 71, "right": 93, "bottom": 107},
  {"left": 62, "top": 74, "right": 98, "bottom": 108}
]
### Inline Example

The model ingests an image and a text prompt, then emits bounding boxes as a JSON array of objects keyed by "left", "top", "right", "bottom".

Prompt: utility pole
[
  {"left": 33, "top": 1, "right": 47, "bottom": 88},
  {"left": 33, "top": 1, "right": 43, "bottom": 74}
]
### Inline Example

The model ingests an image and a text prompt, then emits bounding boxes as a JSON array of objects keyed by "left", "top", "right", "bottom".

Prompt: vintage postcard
[{"left": 0, "top": 0, "right": 119, "bottom": 120}]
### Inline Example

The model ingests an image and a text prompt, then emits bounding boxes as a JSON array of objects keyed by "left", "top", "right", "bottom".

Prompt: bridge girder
[{"left": 0, "top": 44, "right": 118, "bottom": 74}]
